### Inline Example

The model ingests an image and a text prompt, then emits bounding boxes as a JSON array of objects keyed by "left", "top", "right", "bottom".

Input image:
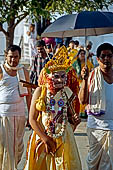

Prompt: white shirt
[{"left": 87, "top": 80, "right": 113, "bottom": 130}]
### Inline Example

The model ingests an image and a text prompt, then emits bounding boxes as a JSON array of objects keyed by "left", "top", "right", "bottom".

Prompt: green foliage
[
  {"left": 0, "top": 0, "right": 112, "bottom": 26},
  {"left": 46, "top": 0, "right": 113, "bottom": 14},
  {"left": 0, "top": 0, "right": 113, "bottom": 46},
  {"left": 0, "top": 0, "right": 50, "bottom": 25}
]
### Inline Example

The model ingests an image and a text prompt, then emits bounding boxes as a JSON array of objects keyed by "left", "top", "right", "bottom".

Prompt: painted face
[
  {"left": 47, "top": 70, "right": 67, "bottom": 91},
  {"left": 52, "top": 71, "right": 67, "bottom": 89},
  {"left": 6, "top": 50, "right": 20, "bottom": 67},
  {"left": 97, "top": 50, "right": 113, "bottom": 70}
]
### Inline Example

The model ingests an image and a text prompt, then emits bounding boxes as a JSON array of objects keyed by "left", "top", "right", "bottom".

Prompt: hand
[
  {"left": 43, "top": 136, "right": 56, "bottom": 154},
  {"left": 81, "top": 66, "right": 89, "bottom": 80},
  {"left": 73, "top": 114, "right": 81, "bottom": 129}
]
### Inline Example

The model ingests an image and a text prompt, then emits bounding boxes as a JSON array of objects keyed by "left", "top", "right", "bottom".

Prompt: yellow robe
[
  {"left": 24, "top": 87, "right": 82, "bottom": 170},
  {"left": 79, "top": 60, "right": 94, "bottom": 114},
  {"left": 67, "top": 48, "right": 78, "bottom": 62}
]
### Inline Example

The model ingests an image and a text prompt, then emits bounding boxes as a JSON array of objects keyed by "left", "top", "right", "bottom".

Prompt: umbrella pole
[{"left": 85, "top": 35, "right": 88, "bottom": 65}]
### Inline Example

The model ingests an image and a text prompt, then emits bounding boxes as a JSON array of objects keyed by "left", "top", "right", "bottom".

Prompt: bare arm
[
  {"left": 78, "top": 66, "right": 89, "bottom": 105},
  {"left": 29, "top": 87, "right": 45, "bottom": 138},
  {"left": 29, "top": 87, "right": 56, "bottom": 154}
]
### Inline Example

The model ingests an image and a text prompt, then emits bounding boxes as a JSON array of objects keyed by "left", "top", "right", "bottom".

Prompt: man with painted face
[
  {"left": 24, "top": 46, "right": 82, "bottom": 170},
  {"left": 0, "top": 45, "right": 32, "bottom": 170},
  {"left": 79, "top": 43, "right": 113, "bottom": 170}
]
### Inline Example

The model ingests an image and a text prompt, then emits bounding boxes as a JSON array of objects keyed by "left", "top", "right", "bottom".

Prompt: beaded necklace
[{"left": 46, "top": 88, "right": 68, "bottom": 138}]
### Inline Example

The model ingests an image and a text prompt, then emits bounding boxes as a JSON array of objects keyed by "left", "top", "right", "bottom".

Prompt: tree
[
  {"left": 47, "top": 0, "right": 113, "bottom": 14},
  {"left": 0, "top": 0, "right": 50, "bottom": 47},
  {"left": 0, "top": 0, "right": 113, "bottom": 48}
]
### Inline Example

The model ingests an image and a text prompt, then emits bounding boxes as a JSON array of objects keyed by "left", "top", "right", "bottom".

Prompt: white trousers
[
  {"left": 87, "top": 127, "right": 113, "bottom": 170},
  {"left": 0, "top": 116, "right": 26, "bottom": 170}
]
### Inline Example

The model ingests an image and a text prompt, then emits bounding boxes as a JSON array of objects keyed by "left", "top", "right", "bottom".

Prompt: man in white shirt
[{"left": 79, "top": 43, "right": 113, "bottom": 170}]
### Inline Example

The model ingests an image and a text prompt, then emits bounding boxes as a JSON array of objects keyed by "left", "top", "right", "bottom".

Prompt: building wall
[{"left": 0, "top": 18, "right": 37, "bottom": 65}]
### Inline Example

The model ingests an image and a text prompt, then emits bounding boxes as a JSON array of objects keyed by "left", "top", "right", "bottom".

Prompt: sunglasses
[{"left": 99, "top": 54, "right": 113, "bottom": 59}]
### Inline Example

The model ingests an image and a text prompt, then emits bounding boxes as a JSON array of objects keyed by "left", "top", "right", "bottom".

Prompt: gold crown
[{"left": 44, "top": 45, "right": 71, "bottom": 73}]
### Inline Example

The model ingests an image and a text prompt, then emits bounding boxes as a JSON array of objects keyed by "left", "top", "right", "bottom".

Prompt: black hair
[
  {"left": 97, "top": 43, "right": 113, "bottom": 58},
  {"left": 78, "top": 49, "right": 86, "bottom": 56},
  {"left": 5, "top": 45, "right": 21, "bottom": 56},
  {"left": 75, "top": 40, "right": 79, "bottom": 45},
  {"left": 36, "top": 40, "right": 45, "bottom": 47},
  {"left": 30, "top": 24, "right": 35, "bottom": 27},
  {"left": 53, "top": 43, "right": 64, "bottom": 54},
  {"left": 69, "top": 40, "right": 75, "bottom": 44}
]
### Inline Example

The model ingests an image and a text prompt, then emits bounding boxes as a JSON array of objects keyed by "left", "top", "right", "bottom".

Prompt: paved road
[
  {"left": 18, "top": 119, "right": 89, "bottom": 170},
  {"left": 75, "top": 119, "right": 89, "bottom": 170}
]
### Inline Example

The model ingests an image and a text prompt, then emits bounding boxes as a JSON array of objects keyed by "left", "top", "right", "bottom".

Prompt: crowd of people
[{"left": 0, "top": 25, "right": 113, "bottom": 170}]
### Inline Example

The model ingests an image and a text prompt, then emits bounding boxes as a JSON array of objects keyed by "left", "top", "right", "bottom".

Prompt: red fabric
[
  {"left": 67, "top": 68, "right": 80, "bottom": 114},
  {"left": 42, "top": 37, "right": 56, "bottom": 48}
]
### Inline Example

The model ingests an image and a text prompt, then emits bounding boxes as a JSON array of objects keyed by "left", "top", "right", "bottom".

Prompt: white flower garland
[{"left": 46, "top": 89, "right": 68, "bottom": 138}]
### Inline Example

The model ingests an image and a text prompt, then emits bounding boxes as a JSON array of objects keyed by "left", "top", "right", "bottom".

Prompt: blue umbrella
[{"left": 41, "top": 11, "right": 113, "bottom": 38}]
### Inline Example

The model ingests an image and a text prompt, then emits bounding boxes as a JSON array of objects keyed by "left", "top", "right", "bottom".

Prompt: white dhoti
[
  {"left": 0, "top": 116, "right": 26, "bottom": 170},
  {"left": 87, "top": 127, "right": 113, "bottom": 170}
]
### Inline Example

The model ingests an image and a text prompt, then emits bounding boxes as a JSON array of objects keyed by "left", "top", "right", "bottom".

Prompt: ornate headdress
[
  {"left": 38, "top": 46, "right": 71, "bottom": 86},
  {"left": 37, "top": 46, "right": 72, "bottom": 111},
  {"left": 44, "top": 45, "right": 71, "bottom": 74}
]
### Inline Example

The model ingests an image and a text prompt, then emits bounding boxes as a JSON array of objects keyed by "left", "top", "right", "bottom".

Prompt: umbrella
[{"left": 41, "top": 11, "right": 113, "bottom": 38}]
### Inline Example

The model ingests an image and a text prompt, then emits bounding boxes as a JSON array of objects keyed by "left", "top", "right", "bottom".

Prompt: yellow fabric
[
  {"left": 79, "top": 60, "right": 94, "bottom": 113},
  {"left": 36, "top": 85, "right": 47, "bottom": 111},
  {"left": 24, "top": 87, "right": 82, "bottom": 170},
  {"left": 67, "top": 48, "right": 78, "bottom": 62},
  {"left": 78, "top": 59, "right": 94, "bottom": 85},
  {"left": 44, "top": 46, "right": 71, "bottom": 73},
  {"left": 25, "top": 123, "right": 82, "bottom": 170}
]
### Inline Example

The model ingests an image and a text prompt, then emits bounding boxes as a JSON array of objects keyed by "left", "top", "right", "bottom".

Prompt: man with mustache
[
  {"left": 79, "top": 43, "right": 113, "bottom": 170},
  {"left": 0, "top": 45, "right": 32, "bottom": 170}
]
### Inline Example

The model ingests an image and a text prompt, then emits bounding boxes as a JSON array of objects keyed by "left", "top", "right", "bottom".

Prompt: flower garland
[{"left": 46, "top": 89, "right": 68, "bottom": 138}]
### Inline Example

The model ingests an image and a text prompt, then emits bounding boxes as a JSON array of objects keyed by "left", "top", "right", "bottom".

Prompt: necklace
[{"left": 46, "top": 89, "right": 68, "bottom": 138}]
